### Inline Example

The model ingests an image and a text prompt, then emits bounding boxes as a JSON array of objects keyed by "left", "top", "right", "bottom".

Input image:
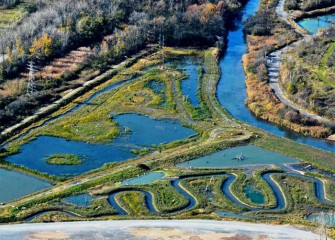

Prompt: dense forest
[
  {"left": 0, "top": 0, "right": 246, "bottom": 79},
  {"left": 0, "top": 0, "right": 19, "bottom": 8},
  {"left": 0, "top": 0, "right": 246, "bottom": 134},
  {"left": 285, "top": 0, "right": 335, "bottom": 11}
]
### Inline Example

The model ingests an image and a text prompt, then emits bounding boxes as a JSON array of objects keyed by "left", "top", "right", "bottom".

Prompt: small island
[{"left": 45, "top": 154, "right": 83, "bottom": 166}]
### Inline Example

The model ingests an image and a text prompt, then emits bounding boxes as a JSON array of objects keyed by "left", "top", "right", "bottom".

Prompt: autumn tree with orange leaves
[{"left": 29, "top": 33, "right": 53, "bottom": 61}]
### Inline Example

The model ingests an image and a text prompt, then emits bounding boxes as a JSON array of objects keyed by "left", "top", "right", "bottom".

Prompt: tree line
[
  {"left": 0, "top": 0, "right": 247, "bottom": 133},
  {"left": 0, "top": 0, "right": 19, "bottom": 8},
  {"left": 0, "top": 0, "right": 246, "bottom": 80},
  {"left": 285, "top": 0, "right": 335, "bottom": 11}
]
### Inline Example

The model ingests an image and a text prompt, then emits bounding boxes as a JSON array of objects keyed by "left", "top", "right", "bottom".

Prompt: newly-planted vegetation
[{"left": 45, "top": 154, "right": 83, "bottom": 166}]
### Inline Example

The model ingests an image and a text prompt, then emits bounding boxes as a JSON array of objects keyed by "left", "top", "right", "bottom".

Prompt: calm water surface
[
  {"left": 244, "top": 184, "right": 265, "bottom": 204},
  {"left": 0, "top": 168, "right": 51, "bottom": 203},
  {"left": 298, "top": 14, "right": 335, "bottom": 34},
  {"left": 176, "top": 145, "right": 298, "bottom": 168},
  {"left": 5, "top": 114, "right": 196, "bottom": 176},
  {"left": 121, "top": 172, "right": 165, "bottom": 185},
  {"left": 179, "top": 59, "right": 201, "bottom": 106},
  {"left": 63, "top": 194, "right": 93, "bottom": 207}
]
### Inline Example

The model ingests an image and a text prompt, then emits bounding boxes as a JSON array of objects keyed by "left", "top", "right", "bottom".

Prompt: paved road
[{"left": 0, "top": 220, "right": 320, "bottom": 240}]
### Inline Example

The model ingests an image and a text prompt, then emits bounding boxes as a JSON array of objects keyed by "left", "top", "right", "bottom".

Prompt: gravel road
[{"left": 0, "top": 220, "right": 320, "bottom": 240}]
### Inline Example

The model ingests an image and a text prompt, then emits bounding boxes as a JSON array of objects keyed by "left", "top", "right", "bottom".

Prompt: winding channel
[
  {"left": 106, "top": 171, "right": 333, "bottom": 216},
  {"left": 9, "top": 0, "right": 335, "bottom": 221},
  {"left": 26, "top": 169, "right": 334, "bottom": 220}
]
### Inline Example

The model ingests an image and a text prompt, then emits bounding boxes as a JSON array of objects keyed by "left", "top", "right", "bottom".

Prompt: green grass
[
  {"left": 0, "top": 8, "right": 23, "bottom": 30},
  {"left": 314, "top": 41, "right": 335, "bottom": 88},
  {"left": 45, "top": 154, "right": 83, "bottom": 166},
  {"left": 321, "top": 42, "right": 335, "bottom": 70},
  {"left": 36, "top": 67, "right": 184, "bottom": 144},
  {"left": 143, "top": 181, "right": 189, "bottom": 214},
  {"left": 115, "top": 191, "right": 151, "bottom": 216}
]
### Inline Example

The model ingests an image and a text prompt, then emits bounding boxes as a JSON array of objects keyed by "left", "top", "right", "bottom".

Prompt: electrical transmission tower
[
  {"left": 27, "top": 61, "right": 36, "bottom": 97},
  {"left": 159, "top": 33, "right": 165, "bottom": 69}
]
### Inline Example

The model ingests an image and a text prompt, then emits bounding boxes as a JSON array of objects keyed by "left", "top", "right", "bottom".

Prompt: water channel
[{"left": 217, "top": 0, "right": 335, "bottom": 152}]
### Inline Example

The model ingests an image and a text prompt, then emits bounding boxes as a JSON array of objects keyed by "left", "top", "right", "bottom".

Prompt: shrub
[{"left": 285, "top": 110, "right": 301, "bottom": 123}]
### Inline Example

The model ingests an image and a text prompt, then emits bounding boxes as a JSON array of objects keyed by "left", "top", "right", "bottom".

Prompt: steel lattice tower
[{"left": 27, "top": 61, "right": 36, "bottom": 97}]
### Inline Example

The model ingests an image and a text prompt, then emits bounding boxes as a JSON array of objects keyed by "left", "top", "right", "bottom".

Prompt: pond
[
  {"left": 244, "top": 184, "right": 265, "bottom": 204},
  {"left": 120, "top": 172, "right": 165, "bottom": 185},
  {"left": 113, "top": 113, "right": 196, "bottom": 147},
  {"left": 63, "top": 194, "right": 93, "bottom": 207},
  {"left": 147, "top": 80, "right": 167, "bottom": 107},
  {"left": 168, "top": 58, "right": 202, "bottom": 106},
  {"left": 306, "top": 212, "right": 335, "bottom": 226},
  {"left": 176, "top": 145, "right": 298, "bottom": 169},
  {"left": 297, "top": 14, "right": 335, "bottom": 34},
  {"left": 0, "top": 168, "right": 51, "bottom": 203},
  {"left": 5, "top": 114, "right": 196, "bottom": 176},
  {"left": 148, "top": 80, "right": 165, "bottom": 94},
  {"left": 180, "top": 59, "right": 201, "bottom": 106}
]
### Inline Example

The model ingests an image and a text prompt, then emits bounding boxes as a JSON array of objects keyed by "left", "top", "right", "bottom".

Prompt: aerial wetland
[
  {"left": 176, "top": 145, "right": 298, "bottom": 169},
  {"left": 5, "top": 114, "right": 196, "bottom": 176},
  {"left": 1, "top": 0, "right": 335, "bottom": 238}
]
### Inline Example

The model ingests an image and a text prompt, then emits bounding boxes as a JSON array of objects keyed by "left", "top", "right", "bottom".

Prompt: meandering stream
[{"left": 26, "top": 165, "right": 333, "bottom": 220}]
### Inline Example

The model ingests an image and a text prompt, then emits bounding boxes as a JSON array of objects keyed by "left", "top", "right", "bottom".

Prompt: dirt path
[
  {"left": 203, "top": 55, "right": 237, "bottom": 127},
  {"left": 266, "top": 0, "right": 333, "bottom": 125},
  {"left": 0, "top": 220, "right": 320, "bottom": 240}
]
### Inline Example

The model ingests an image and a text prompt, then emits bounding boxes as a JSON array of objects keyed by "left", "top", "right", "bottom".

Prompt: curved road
[{"left": 266, "top": 0, "right": 333, "bottom": 125}]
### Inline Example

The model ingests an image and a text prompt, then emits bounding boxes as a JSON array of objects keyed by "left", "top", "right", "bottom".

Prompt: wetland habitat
[{"left": 1, "top": 0, "right": 335, "bottom": 239}]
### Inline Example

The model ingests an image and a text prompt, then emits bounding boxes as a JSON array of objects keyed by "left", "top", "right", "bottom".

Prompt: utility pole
[{"left": 27, "top": 61, "right": 36, "bottom": 97}]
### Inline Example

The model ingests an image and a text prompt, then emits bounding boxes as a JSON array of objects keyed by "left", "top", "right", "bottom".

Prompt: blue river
[{"left": 217, "top": 0, "right": 335, "bottom": 152}]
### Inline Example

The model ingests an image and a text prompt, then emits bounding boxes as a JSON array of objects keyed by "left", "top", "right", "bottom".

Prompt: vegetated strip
[{"left": 0, "top": 47, "right": 156, "bottom": 145}]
